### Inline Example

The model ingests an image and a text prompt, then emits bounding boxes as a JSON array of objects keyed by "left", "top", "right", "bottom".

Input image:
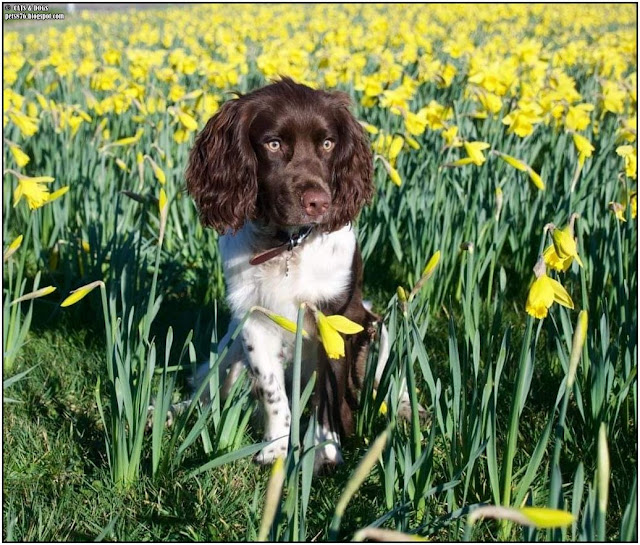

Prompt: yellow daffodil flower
[
  {"left": 376, "top": 154, "right": 402, "bottom": 186},
  {"left": 608, "top": 201, "right": 626, "bottom": 222},
  {"left": 476, "top": 91, "right": 502, "bottom": 116},
  {"left": 372, "top": 133, "right": 404, "bottom": 166},
  {"left": 616, "top": 145, "right": 637, "bottom": 179},
  {"left": 146, "top": 157, "right": 166, "bottom": 184},
  {"left": 409, "top": 250, "right": 441, "bottom": 300},
  {"left": 441, "top": 125, "right": 462, "bottom": 148},
  {"left": 159, "top": 188, "right": 168, "bottom": 215},
  {"left": 388, "top": 165, "right": 402, "bottom": 186},
  {"left": 253, "top": 307, "right": 308, "bottom": 337},
  {"left": 61, "top": 280, "right": 105, "bottom": 307},
  {"left": 527, "top": 168, "right": 545, "bottom": 191},
  {"left": 115, "top": 158, "right": 129, "bottom": 172},
  {"left": 316, "top": 311, "right": 364, "bottom": 359},
  {"left": 502, "top": 108, "right": 541, "bottom": 138},
  {"left": 572, "top": 133, "right": 595, "bottom": 166},
  {"left": 470, "top": 505, "right": 574, "bottom": 529},
  {"left": 47, "top": 186, "right": 70, "bottom": 204},
  {"left": 177, "top": 109, "right": 198, "bottom": 131},
  {"left": 404, "top": 111, "right": 428, "bottom": 136},
  {"left": 498, "top": 153, "right": 528, "bottom": 172},
  {"left": 111, "top": 128, "right": 144, "bottom": 147},
  {"left": 543, "top": 244, "right": 572, "bottom": 273},
  {"left": 526, "top": 259, "right": 574, "bottom": 319},
  {"left": 8, "top": 143, "right": 30, "bottom": 167},
  {"left": 11, "top": 286, "right": 57, "bottom": 305},
  {"left": 423, "top": 250, "right": 441, "bottom": 277},
  {"left": 372, "top": 390, "right": 388, "bottom": 415},
  {"left": 8, "top": 110, "right": 39, "bottom": 137},
  {"left": 464, "top": 141, "right": 491, "bottom": 165},
  {"left": 404, "top": 134, "right": 420, "bottom": 150},
  {"left": 11, "top": 173, "right": 55, "bottom": 210},
  {"left": 494, "top": 151, "right": 544, "bottom": 190},
  {"left": 549, "top": 224, "right": 584, "bottom": 268},
  {"left": 449, "top": 141, "right": 490, "bottom": 167},
  {"left": 3, "top": 234, "right": 24, "bottom": 262},
  {"left": 564, "top": 103, "right": 594, "bottom": 132}
]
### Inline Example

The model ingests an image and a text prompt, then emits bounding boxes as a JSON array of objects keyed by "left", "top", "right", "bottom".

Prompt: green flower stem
[
  {"left": 613, "top": 217, "right": 629, "bottom": 335},
  {"left": 486, "top": 221, "right": 498, "bottom": 307},
  {"left": 501, "top": 316, "right": 534, "bottom": 508},
  {"left": 402, "top": 311, "right": 421, "bottom": 462},
  {"left": 500, "top": 228, "right": 549, "bottom": 538},
  {"left": 5, "top": 215, "right": 33, "bottom": 372},
  {"left": 289, "top": 303, "right": 306, "bottom": 464},
  {"left": 99, "top": 284, "right": 113, "bottom": 383}
]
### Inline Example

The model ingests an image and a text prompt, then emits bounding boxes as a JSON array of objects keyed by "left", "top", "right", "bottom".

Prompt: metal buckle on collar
[{"left": 285, "top": 225, "right": 314, "bottom": 251}]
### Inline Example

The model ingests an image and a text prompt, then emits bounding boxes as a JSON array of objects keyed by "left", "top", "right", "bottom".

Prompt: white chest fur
[{"left": 219, "top": 223, "right": 356, "bottom": 321}]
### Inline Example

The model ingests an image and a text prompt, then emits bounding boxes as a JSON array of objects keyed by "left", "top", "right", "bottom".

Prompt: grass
[
  {"left": 3, "top": 281, "right": 635, "bottom": 540},
  {"left": 2, "top": 314, "right": 393, "bottom": 542}
]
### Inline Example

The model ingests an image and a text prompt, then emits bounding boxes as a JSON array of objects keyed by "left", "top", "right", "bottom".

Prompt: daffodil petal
[
  {"left": 526, "top": 275, "right": 554, "bottom": 319},
  {"left": 527, "top": 168, "right": 545, "bottom": 191},
  {"left": 548, "top": 276, "right": 575, "bottom": 309},
  {"left": 499, "top": 153, "right": 529, "bottom": 172},
  {"left": 324, "top": 315, "right": 364, "bottom": 334},
  {"left": 48, "top": 186, "right": 70, "bottom": 203},
  {"left": 60, "top": 281, "right": 103, "bottom": 307},
  {"left": 159, "top": 188, "right": 168, "bottom": 214},
  {"left": 12, "top": 286, "right": 57, "bottom": 305},
  {"left": 388, "top": 166, "right": 402, "bottom": 186},
  {"left": 317, "top": 313, "right": 346, "bottom": 359},
  {"left": 422, "top": 250, "right": 441, "bottom": 276},
  {"left": 449, "top": 157, "right": 475, "bottom": 166},
  {"left": 518, "top": 507, "right": 574, "bottom": 529},
  {"left": 10, "top": 234, "right": 24, "bottom": 250},
  {"left": 543, "top": 244, "right": 572, "bottom": 272},
  {"left": 260, "top": 309, "right": 308, "bottom": 337}
]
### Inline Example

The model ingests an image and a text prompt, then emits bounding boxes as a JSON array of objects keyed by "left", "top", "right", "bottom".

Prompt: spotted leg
[{"left": 242, "top": 315, "right": 292, "bottom": 464}]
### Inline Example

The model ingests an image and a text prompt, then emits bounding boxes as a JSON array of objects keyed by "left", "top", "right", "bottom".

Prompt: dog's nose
[{"left": 302, "top": 189, "right": 330, "bottom": 217}]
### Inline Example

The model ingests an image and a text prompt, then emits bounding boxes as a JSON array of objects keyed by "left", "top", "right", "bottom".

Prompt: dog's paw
[
  {"left": 145, "top": 401, "right": 190, "bottom": 432},
  {"left": 254, "top": 436, "right": 288, "bottom": 465},
  {"left": 397, "top": 398, "right": 428, "bottom": 424},
  {"left": 313, "top": 442, "right": 344, "bottom": 474}
]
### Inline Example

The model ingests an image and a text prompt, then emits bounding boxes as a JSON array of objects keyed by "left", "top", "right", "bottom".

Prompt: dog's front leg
[
  {"left": 313, "top": 346, "right": 349, "bottom": 473},
  {"left": 242, "top": 316, "right": 291, "bottom": 464}
]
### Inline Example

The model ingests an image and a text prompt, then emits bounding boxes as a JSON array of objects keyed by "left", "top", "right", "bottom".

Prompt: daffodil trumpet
[
  {"left": 304, "top": 303, "right": 364, "bottom": 360},
  {"left": 525, "top": 257, "right": 574, "bottom": 319},
  {"left": 542, "top": 214, "right": 584, "bottom": 272}
]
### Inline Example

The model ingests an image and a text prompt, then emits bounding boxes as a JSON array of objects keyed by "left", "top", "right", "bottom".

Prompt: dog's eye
[
  {"left": 322, "top": 139, "right": 334, "bottom": 151},
  {"left": 266, "top": 139, "right": 281, "bottom": 152}
]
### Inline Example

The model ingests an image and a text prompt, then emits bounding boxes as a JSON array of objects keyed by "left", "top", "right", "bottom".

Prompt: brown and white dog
[{"left": 186, "top": 78, "right": 391, "bottom": 470}]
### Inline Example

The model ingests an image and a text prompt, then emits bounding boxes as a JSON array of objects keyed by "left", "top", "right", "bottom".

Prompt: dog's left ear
[{"left": 326, "top": 92, "right": 374, "bottom": 231}]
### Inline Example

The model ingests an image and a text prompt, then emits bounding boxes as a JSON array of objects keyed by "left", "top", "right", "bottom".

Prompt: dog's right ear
[{"left": 185, "top": 99, "right": 257, "bottom": 233}]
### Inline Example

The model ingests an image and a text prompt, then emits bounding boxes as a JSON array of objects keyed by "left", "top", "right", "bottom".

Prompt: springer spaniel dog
[{"left": 186, "top": 78, "right": 387, "bottom": 470}]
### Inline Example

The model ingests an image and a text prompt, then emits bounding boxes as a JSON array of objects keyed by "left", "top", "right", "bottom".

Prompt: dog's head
[{"left": 185, "top": 77, "right": 374, "bottom": 233}]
